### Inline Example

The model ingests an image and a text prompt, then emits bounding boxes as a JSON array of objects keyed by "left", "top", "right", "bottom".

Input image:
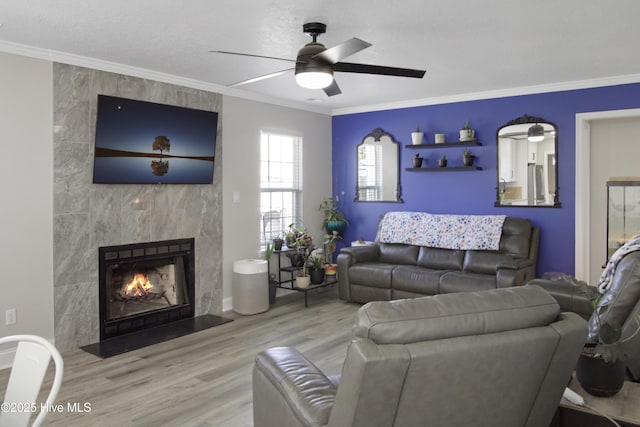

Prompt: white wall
[
  {"left": 589, "top": 116, "right": 640, "bottom": 283},
  {"left": 0, "top": 53, "right": 54, "bottom": 345},
  {"left": 221, "top": 96, "right": 332, "bottom": 310}
]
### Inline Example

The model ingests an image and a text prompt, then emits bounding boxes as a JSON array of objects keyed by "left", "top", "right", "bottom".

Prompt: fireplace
[{"left": 98, "top": 238, "right": 195, "bottom": 340}]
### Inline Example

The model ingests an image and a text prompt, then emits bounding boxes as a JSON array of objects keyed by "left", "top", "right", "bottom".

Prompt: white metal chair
[{"left": 0, "top": 335, "right": 64, "bottom": 427}]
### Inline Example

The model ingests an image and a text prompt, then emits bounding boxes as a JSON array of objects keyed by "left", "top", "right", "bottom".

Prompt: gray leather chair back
[
  {"left": 328, "top": 286, "right": 586, "bottom": 427},
  {"left": 253, "top": 286, "right": 587, "bottom": 427}
]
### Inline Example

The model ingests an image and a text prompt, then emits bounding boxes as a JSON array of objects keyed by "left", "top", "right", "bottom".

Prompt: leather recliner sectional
[{"left": 337, "top": 214, "right": 539, "bottom": 304}]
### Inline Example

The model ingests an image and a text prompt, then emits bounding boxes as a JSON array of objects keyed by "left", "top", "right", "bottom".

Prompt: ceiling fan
[{"left": 210, "top": 22, "right": 426, "bottom": 97}]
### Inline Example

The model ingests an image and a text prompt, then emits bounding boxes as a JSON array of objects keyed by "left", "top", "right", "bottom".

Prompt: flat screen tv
[{"left": 93, "top": 95, "right": 218, "bottom": 184}]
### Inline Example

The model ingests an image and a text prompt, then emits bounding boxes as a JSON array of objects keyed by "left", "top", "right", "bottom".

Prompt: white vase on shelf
[
  {"left": 411, "top": 131, "right": 424, "bottom": 145},
  {"left": 459, "top": 129, "right": 475, "bottom": 142}
]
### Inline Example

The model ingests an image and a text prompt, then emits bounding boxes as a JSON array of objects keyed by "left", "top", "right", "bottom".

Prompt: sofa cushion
[
  {"left": 500, "top": 217, "right": 533, "bottom": 258},
  {"left": 392, "top": 265, "right": 444, "bottom": 295},
  {"left": 348, "top": 263, "right": 395, "bottom": 289},
  {"left": 463, "top": 251, "right": 506, "bottom": 274},
  {"left": 379, "top": 243, "right": 419, "bottom": 265},
  {"left": 439, "top": 271, "right": 496, "bottom": 293},
  {"left": 417, "top": 247, "right": 464, "bottom": 270},
  {"left": 353, "top": 285, "right": 560, "bottom": 345},
  {"left": 350, "top": 284, "right": 392, "bottom": 303}
]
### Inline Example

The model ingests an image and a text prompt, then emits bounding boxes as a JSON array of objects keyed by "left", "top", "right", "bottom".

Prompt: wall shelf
[
  {"left": 406, "top": 166, "right": 482, "bottom": 172},
  {"left": 406, "top": 140, "right": 482, "bottom": 149}
]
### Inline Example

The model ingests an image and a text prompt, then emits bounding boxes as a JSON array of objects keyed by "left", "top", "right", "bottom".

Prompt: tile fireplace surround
[{"left": 53, "top": 63, "right": 223, "bottom": 352}]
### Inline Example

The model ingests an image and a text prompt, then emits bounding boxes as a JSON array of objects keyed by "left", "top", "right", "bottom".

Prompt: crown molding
[
  {"left": 0, "top": 40, "right": 332, "bottom": 115},
  {"left": 2, "top": 39, "right": 639, "bottom": 118},
  {"left": 330, "top": 73, "right": 640, "bottom": 116}
]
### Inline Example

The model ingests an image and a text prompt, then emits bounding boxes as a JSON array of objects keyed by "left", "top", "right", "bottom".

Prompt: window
[
  {"left": 260, "top": 131, "right": 302, "bottom": 246},
  {"left": 357, "top": 143, "right": 382, "bottom": 200}
]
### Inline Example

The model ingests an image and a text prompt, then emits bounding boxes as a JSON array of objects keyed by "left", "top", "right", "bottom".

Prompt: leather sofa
[
  {"left": 528, "top": 251, "right": 640, "bottom": 381},
  {"left": 252, "top": 286, "right": 587, "bottom": 427},
  {"left": 337, "top": 215, "right": 539, "bottom": 304}
]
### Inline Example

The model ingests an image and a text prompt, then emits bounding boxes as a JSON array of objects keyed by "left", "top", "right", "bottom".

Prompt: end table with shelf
[
  {"left": 557, "top": 376, "right": 640, "bottom": 426},
  {"left": 272, "top": 248, "right": 336, "bottom": 307}
]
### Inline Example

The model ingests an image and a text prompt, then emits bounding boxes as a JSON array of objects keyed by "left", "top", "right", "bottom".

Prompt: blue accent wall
[{"left": 332, "top": 83, "right": 640, "bottom": 276}]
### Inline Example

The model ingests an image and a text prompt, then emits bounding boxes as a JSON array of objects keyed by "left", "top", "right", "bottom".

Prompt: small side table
[
  {"left": 557, "top": 376, "right": 640, "bottom": 426},
  {"left": 273, "top": 249, "right": 336, "bottom": 307}
]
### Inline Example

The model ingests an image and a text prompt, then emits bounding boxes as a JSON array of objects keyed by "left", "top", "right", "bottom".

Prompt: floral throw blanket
[
  {"left": 598, "top": 234, "right": 640, "bottom": 293},
  {"left": 378, "top": 212, "right": 507, "bottom": 251}
]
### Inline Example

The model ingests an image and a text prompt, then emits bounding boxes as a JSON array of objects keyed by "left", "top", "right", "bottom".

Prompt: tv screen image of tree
[{"left": 93, "top": 95, "right": 218, "bottom": 184}]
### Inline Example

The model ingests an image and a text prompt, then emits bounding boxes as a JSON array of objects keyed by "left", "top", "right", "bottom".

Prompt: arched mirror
[
  {"left": 496, "top": 115, "right": 560, "bottom": 207},
  {"left": 355, "top": 128, "right": 402, "bottom": 202}
]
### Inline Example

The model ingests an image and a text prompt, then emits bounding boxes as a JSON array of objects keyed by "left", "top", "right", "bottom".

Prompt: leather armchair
[
  {"left": 529, "top": 251, "right": 640, "bottom": 381},
  {"left": 252, "top": 286, "right": 587, "bottom": 427}
]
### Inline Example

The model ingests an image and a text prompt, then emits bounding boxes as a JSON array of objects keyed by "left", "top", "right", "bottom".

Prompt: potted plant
[
  {"left": 463, "top": 148, "right": 475, "bottom": 167},
  {"left": 564, "top": 275, "right": 640, "bottom": 396},
  {"left": 291, "top": 233, "right": 313, "bottom": 289},
  {"left": 411, "top": 126, "right": 424, "bottom": 145},
  {"left": 323, "top": 231, "right": 342, "bottom": 281},
  {"left": 412, "top": 153, "right": 424, "bottom": 168},
  {"left": 284, "top": 224, "right": 312, "bottom": 267},
  {"left": 438, "top": 155, "right": 447, "bottom": 167},
  {"left": 323, "top": 230, "right": 342, "bottom": 264},
  {"left": 272, "top": 235, "right": 284, "bottom": 251},
  {"left": 319, "top": 197, "right": 349, "bottom": 236},
  {"left": 284, "top": 226, "right": 296, "bottom": 248},
  {"left": 308, "top": 255, "right": 326, "bottom": 285},
  {"left": 460, "top": 120, "right": 475, "bottom": 142}
]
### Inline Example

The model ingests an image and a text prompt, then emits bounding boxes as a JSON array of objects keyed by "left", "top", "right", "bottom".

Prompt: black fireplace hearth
[{"left": 81, "top": 314, "right": 232, "bottom": 358}]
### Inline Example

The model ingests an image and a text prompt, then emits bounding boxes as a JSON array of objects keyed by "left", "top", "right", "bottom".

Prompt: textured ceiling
[{"left": 1, "top": 0, "right": 639, "bottom": 114}]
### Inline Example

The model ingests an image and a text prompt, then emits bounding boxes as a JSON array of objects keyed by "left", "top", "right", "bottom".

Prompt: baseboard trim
[
  {"left": 222, "top": 296, "right": 233, "bottom": 313},
  {"left": 0, "top": 347, "right": 16, "bottom": 370},
  {"left": 0, "top": 336, "right": 57, "bottom": 370}
]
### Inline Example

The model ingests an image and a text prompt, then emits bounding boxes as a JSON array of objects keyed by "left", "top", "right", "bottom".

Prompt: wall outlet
[{"left": 5, "top": 308, "right": 16, "bottom": 325}]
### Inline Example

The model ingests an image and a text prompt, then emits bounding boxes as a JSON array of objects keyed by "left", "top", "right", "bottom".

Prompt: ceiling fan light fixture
[
  {"left": 295, "top": 41, "right": 334, "bottom": 89},
  {"left": 528, "top": 123, "right": 545, "bottom": 142},
  {"left": 295, "top": 70, "right": 333, "bottom": 89}
]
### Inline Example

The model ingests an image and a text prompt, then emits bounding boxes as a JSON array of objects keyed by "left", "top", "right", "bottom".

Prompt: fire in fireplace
[{"left": 99, "top": 238, "right": 195, "bottom": 340}]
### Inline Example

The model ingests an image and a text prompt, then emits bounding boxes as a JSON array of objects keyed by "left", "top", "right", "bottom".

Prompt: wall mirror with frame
[
  {"left": 496, "top": 115, "right": 561, "bottom": 207},
  {"left": 355, "top": 128, "right": 402, "bottom": 203}
]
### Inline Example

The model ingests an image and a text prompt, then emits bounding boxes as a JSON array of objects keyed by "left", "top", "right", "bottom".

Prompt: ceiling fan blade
[
  {"left": 323, "top": 79, "right": 342, "bottom": 97},
  {"left": 334, "top": 62, "right": 426, "bottom": 78},
  {"left": 228, "top": 68, "right": 294, "bottom": 87},
  {"left": 315, "top": 38, "right": 372, "bottom": 64},
  {"left": 209, "top": 50, "right": 295, "bottom": 63}
]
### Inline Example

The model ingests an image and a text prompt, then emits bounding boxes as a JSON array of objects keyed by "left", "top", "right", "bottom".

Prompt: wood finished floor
[{"left": 0, "top": 287, "right": 360, "bottom": 427}]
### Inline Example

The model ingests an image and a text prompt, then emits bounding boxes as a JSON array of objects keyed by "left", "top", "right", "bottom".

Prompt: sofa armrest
[
  {"left": 527, "top": 279, "right": 594, "bottom": 319},
  {"left": 496, "top": 257, "right": 533, "bottom": 271},
  {"left": 339, "top": 244, "right": 380, "bottom": 264},
  {"left": 494, "top": 257, "right": 536, "bottom": 287},
  {"left": 338, "top": 245, "right": 381, "bottom": 301},
  {"left": 253, "top": 347, "right": 337, "bottom": 427}
]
